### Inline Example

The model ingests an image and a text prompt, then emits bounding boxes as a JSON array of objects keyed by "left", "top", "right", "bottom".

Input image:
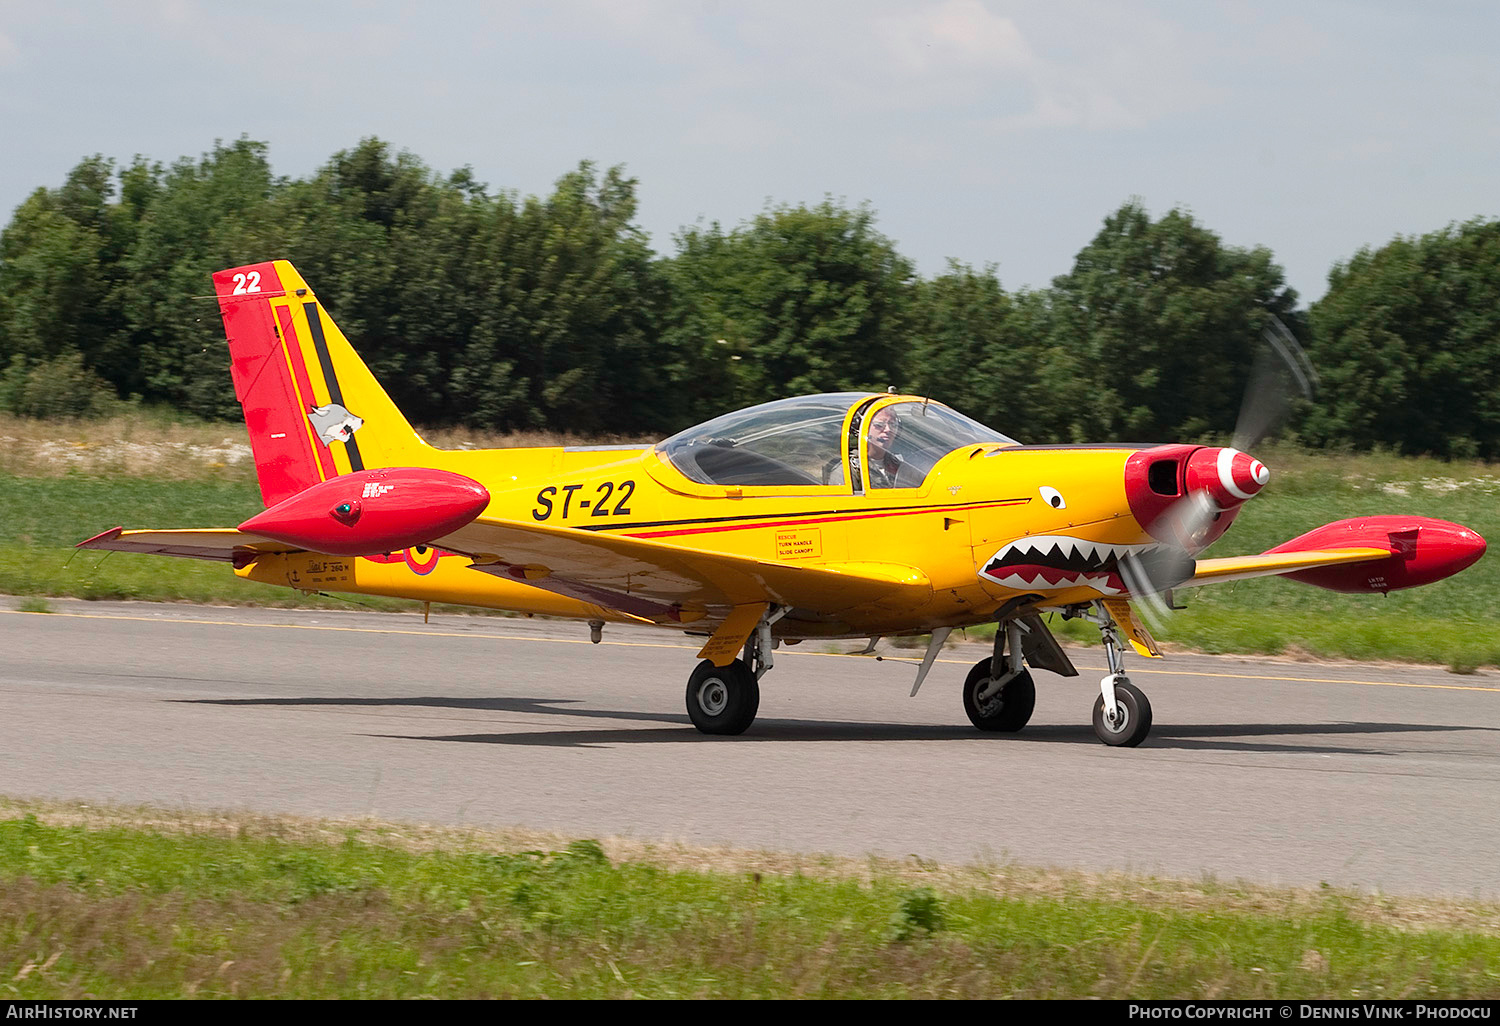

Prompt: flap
[{"left": 437, "top": 515, "right": 932, "bottom": 615}]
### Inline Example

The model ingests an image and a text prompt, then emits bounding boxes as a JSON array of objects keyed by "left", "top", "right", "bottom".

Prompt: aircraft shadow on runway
[
  {"left": 175, "top": 694, "right": 1495, "bottom": 754},
  {"left": 372, "top": 720, "right": 1493, "bottom": 754}
]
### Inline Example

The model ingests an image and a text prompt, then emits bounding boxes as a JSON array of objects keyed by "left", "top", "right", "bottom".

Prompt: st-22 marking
[{"left": 533, "top": 480, "right": 636, "bottom": 521}]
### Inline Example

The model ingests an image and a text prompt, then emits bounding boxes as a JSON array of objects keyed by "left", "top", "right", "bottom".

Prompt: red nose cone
[
  {"left": 1123, "top": 443, "right": 1200, "bottom": 535},
  {"left": 239, "top": 468, "right": 490, "bottom": 556},
  {"left": 1124, "top": 445, "right": 1270, "bottom": 550},
  {"left": 1184, "top": 447, "right": 1269, "bottom": 511}
]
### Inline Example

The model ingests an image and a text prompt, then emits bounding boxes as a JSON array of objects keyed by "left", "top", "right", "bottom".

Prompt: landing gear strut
[
  {"left": 963, "top": 618, "right": 1035, "bottom": 731},
  {"left": 1075, "top": 601, "right": 1153, "bottom": 747}
]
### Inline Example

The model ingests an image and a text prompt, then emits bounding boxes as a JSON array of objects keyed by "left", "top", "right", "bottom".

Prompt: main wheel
[
  {"left": 963, "top": 657, "right": 1036, "bottom": 732},
  {"left": 1091, "top": 679, "right": 1153, "bottom": 747},
  {"left": 685, "top": 659, "right": 760, "bottom": 735}
]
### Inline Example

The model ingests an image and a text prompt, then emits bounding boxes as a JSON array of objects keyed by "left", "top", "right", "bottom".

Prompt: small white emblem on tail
[{"left": 307, "top": 404, "right": 364, "bottom": 447}]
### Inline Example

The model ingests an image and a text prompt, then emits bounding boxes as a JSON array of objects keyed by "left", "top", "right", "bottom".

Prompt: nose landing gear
[{"left": 1075, "top": 601, "right": 1154, "bottom": 747}]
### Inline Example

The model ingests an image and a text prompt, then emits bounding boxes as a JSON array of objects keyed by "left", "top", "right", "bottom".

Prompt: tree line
[{"left": 1, "top": 137, "right": 1497, "bottom": 457}]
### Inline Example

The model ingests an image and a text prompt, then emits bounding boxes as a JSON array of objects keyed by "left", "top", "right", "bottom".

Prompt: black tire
[
  {"left": 1091, "top": 679, "right": 1153, "bottom": 747},
  {"left": 685, "top": 659, "right": 760, "bottom": 735},
  {"left": 963, "top": 657, "right": 1035, "bottom": 732}
]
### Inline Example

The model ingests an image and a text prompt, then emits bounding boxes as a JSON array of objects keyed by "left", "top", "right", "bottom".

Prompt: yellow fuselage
[{"left": 240, "top": 440, "right": 1147, "bottom": 639}]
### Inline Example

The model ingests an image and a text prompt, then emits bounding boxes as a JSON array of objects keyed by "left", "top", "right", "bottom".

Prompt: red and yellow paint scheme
[{"left": 79, "top": 261, "right": 1487, "bottom": 746}]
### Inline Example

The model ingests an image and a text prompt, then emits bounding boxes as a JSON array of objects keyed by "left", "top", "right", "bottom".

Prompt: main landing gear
[
  {"left": 963, "top": 619, "right": 1036, "bottom": 732},
  {"left": 686, "top": 659, "right": 759, "bottom": 735},
  {"left": 684, "top": 606, "right": 783, "bottom": 736}
]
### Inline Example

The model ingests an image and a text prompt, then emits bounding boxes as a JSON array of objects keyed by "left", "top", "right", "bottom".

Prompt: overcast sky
[{"left": 1, "top": 1, "right": 1496, "bottom": 304}]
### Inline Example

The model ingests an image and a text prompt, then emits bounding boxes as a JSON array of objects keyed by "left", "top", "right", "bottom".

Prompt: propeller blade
[
  {"left": 1118, "top": 541, "right": 1198, "bottom": 635},
  {"left": 1118, "top": 317, "right": 1312, "bottom": 635},
  {"left": 1118, "top": 552, "right": 1174, "bottom": 635},
  {"left": 1232, "top": 315, "right": 1319, "bottom": 453},
  {"left": 1150, "top": 488, "right": 1219, "bottom": 553}
]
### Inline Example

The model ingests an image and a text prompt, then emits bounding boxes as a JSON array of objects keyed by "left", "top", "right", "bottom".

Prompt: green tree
[
  {"left": 2, "top": 351, "right": 118, "bottom": 419},
  {"left": 271, "top": 144, "right": 666, "bottom": 433},
  {"left": 454, "top": 162, "right": 665, "bottom": 433},
  {"left": 1303, "top": 219, "right": 1500, "bottom": 458},
  {"left": 906, "top": 262, "right": 1078, "bottom": 441},
  {"left": 120, "top": 137, "right": 281, "bottom": 418},
  {"left": 1046, "top": 201, "right": 1298, "bottom": 443},
  {"left": 0, "top": 155, "right": 152, "bottom": 405},
  {"left": 275, "top": 138, "right": 460, "bottom": 426},
  {"left": 659, "top": 200, "right": 916, "bottom": 422}
]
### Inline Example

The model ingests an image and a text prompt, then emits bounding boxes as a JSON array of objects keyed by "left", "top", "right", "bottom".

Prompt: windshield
[
  {"left": 657, "top": 394, "right": 868, "bottom": 487},
  {"left": 658, "top": 393, "right": 1017, "bottom": 488},
  {"left": 864, "top": 400, "right": 1018, "bottom": 488}
]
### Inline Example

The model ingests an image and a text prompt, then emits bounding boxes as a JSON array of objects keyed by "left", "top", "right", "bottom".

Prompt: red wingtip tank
[
  {"left": 238, "top": 468, "right": 490, "bottom": 557},
  {"left": 1267, "top": 516, "right": 1486, "bottom": 593}
]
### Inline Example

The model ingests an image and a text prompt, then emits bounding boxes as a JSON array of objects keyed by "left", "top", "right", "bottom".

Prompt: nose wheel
[
  {"left": 1076, "top": 601, "right": 1157, "bottom": 747},
  {"left": 1091, "top": 676, "right": 1152, "bottom": 746}
]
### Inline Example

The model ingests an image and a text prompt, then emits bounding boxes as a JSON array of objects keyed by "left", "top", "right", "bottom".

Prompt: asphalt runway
[{"left": 4, "top": 598, "right": 1499, "bottom": 898}]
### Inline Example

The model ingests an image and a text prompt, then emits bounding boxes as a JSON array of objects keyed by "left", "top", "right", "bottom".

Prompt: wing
[
  {"left": 79, "top": 516, "right": 931, "bottom": 622},
  {"left": 78, "top": 527, "right": 298, "bottom": 567},
  {"left": 1181, "top": 547, "right": 1393, "bottom": 588},
  {"left": 435, "top": 515, "right": 931, "bottom": 622}
]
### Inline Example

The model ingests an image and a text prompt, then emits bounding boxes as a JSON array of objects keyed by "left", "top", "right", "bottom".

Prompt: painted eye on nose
[{"left": 1039, "top": 486, "right": 1066, "bottom": 509}]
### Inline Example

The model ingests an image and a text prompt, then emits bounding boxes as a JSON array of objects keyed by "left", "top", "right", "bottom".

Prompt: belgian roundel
[{"left": 404, "top": 545, "right": 441, "bottom": 575}]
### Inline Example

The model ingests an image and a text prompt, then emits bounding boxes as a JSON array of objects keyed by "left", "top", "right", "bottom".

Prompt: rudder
[{"left": 212, "top": 260, "right": 427, "bottom": 507}]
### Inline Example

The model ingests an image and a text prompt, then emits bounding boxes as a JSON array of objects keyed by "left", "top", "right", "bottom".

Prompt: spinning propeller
[{"left": 1120, "top": 317, "right": 1319, "bottom": 631}]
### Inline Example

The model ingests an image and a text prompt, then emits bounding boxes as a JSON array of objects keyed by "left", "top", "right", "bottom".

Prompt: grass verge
[{"left": 2, "top": 799, "right": 1499, "bottom": 999}]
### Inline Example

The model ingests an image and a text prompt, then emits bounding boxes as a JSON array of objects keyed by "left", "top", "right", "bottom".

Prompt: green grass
[
  {"left": 2, "top": 472, "right": 262, "bottom": 549},
  {"left": 2, "top": 442, "right": 1498, "bottom": 668},
  {"left": 3, "top": 803, "right": 1499, "bottom": 999},
  {"left": 0, "top": 473, "right": 415, "bottom": 610}
]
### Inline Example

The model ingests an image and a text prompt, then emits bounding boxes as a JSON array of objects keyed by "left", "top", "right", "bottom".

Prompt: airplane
[{"left": 79, "top": 260, "right": 1488, "bottom": 747}]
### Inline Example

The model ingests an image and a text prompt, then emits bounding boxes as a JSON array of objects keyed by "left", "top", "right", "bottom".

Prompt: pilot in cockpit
[{"left": 866, "top": 406, "right": 906, "bottom": 488}]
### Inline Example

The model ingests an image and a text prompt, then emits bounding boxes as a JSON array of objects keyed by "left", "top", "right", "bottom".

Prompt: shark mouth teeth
[{"left": 979, "top": 535, "right": 1174, "bottom": 595}]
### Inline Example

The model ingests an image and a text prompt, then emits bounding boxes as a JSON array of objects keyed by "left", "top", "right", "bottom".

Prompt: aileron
[{"left": 77, "top": 527, "right": 296, "bottom": 565}]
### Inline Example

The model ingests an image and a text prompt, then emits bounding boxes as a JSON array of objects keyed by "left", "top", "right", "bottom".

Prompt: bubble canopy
[{"left": 656, "top": 393, "right": 1017, "bottom": 489}]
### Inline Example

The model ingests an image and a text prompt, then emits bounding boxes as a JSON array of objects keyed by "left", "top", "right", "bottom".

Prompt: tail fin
[{"left": 212, "top": 260, "right": 429, "bottom": 507}]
